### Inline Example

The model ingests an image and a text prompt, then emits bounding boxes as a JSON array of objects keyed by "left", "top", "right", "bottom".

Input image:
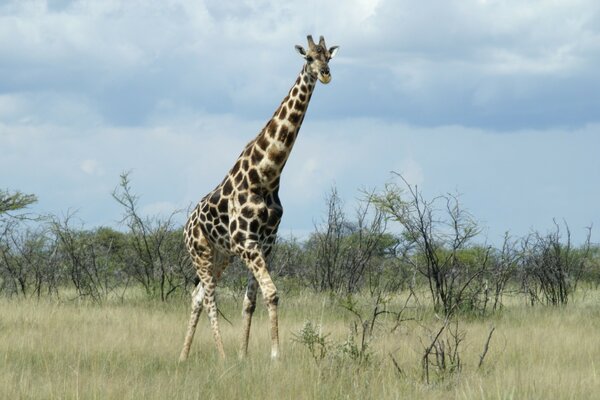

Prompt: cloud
[
  {"left": 2, "top": 0, "right": 599, "bottom": 129},
  {"left": 80, "top": 159, "right": 103, "bottom": 176},
  {"left": 1, "top": 0, "right": 599, "bottom": 245}
]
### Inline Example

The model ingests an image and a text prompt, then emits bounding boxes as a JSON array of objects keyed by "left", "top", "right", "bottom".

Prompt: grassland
[{"left": 1, "top": 289, "right": 599, "bottom": 399}]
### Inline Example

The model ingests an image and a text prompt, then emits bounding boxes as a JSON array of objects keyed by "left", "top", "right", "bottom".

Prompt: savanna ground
[{"left": 2, "top": 287, "right": 599, "bottom": 400}]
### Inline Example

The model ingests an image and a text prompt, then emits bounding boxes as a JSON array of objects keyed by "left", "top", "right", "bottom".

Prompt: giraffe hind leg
[
  {"left": 239, "top": 272, "right": 258, "bottom": 359},
  {"left": 199, "top": 270, "right": 226, "bottom": 358},
  {"left": 179, "top": 282, "right": 206, "bottom": 362},
  {"left": 180, "top": 248, "right": 230, "bottom": 360}
]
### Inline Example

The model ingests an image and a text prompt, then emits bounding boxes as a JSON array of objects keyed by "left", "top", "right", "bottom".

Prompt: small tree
[
  {"left": 488, "top": 233, "right": 519, "bottom": 310},
  {"left": 304, "top": 187, "right": 390, "bottom": 293},
  {"left": 520, "top": 221, "right": 591, "bottom": 306},
  {"left": 112, "top": 172, "right": 192, "bottom": 300},
  {"left": 372, "top": 174, "right": 488, "bottom": 315},
  {"left": 0, "top": 190, "right": 47, "bottom": 297},
  {"left": 49, "top": 213, "right": 112, "bottom": 301}
]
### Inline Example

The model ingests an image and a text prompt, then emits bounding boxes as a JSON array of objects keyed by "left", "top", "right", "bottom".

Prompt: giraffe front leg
[
  {"left": 179, "top": 282, "right": 206, "bottom": 362},
  {"left": 239, "top": 273, "right": 258, "bottom": 359},
  {"left": 240, "top": 250, "right": 279, "bottom": 359}
]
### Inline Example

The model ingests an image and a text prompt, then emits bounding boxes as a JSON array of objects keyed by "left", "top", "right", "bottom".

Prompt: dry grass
[{"left": 1, "top": 289, "right": 599, "bottom": 399}]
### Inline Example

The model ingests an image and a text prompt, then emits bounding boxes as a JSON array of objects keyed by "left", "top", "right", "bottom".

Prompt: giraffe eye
[{"left": 306, "top": 56, "right": 314, "bottom": 62}]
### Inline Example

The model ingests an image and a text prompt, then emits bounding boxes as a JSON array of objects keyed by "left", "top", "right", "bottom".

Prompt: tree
[
  {"left": 0, "top": 190, "right": 37, "bottom": 215},
  {"left": 520, "top": 221, "right": 591, "bottom": 306},
  {"left": 371, "top": 174, "right": 489, "bottom": 315},
  {"left": 112, "top": 171, "right": 192, "bottom": 300},
  {"left": 305, "top": 187, "right": 390, "bottom": 293}
]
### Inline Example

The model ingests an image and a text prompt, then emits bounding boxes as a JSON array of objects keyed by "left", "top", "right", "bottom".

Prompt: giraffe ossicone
[{"left": 179, "top": 35, "right": 339, "bottom": 361}]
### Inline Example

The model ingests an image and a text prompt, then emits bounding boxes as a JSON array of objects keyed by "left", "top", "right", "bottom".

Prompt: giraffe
[{"left": 179, "top": 35, "right": 339, "bottom": 361}]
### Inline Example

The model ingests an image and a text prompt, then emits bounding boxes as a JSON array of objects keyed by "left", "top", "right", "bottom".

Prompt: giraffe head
[{"left": 295, "top": 35, "right": 339, "bottom": 84}]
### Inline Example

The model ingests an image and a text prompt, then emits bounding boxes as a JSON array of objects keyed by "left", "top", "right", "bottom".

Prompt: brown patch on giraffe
[
  {"left": 277, "top": 125, "right": 289, "bottom": 142},
  {"left": 267, "top": 208, "right": 282, "bottom": 225},
  {"left": 217, "top": 199, "right": 228, "bottom": 213},
  {"left": 234, "top": 171, "right": 243, "bottom": 185},
  {"left": 268, "top": 121, "right": 278, "bottom": 137},
  {"left": 268, "top": 149, "right": 287, "bottom": 165},
  {"left": 300, "top": 84, "right": 307, "bottom": 93},
  {"left": 288, "top": 112, "right": 301, "bottom": 124},
  {"left": 248, "top": 168, "right": 260, "bottom": 185},
  {"left": 278, "top": 105, "right": 287, "bottom": 119},
  {"left": 294, "top": 101, "right": 305, "bottom": 112},
  {"left": 256, "top": 135, "right": 269, "bottom": 151},
  {"left": 242, "top": 159, "right": 249, "bottom": 170},
  {"left": 291, "top": 87, "right": 298, "bottom": 96},
  {"left": 233, "top": 231, "right": 246, "bottom": 243},
  {"left": 284, "top": 130, "right": 295, "bottom": 147},
  {"left": 249, "top": 194, "right": 263, "bottom": 204},
  {"left": 215, "top": 224, "right": 227, "bottom": 236},
  {"left": 241, "top": 206, "right": 255, "bottom": 219},
  {"left": 251, "top": 149, "right": 263, "bottom": 164},
  {"left": 240, "top": 175, "right": 249, "bottom": 189},
  {"left": 244, "top": 174, "right": 251, "bottom": 187},
  {"left": 242, "top": 207, "right": 254, "bottom": 222},
  {"left": 299, "top": 93, "right": 306, "bottom": 102},
  {"left": 263, "top": 167, "right": 277, "bottom": 182},
  {"left": 222, "top": 179, "right": 233, "bottom": 196},
  {"left": 258, "top": 208, "right": 268, "bottom": 223},
  {"left": 238, "top": 218, "right": 248, "bottom": 231},
  {"left": 230, "top": 219, "right": 237, "bottom": 231}
]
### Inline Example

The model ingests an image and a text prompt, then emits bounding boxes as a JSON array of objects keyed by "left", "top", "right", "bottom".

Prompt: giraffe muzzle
[
  {"left": 318, "top": 72, "right": 331, "bottom": 84},
  {"left": 318, "top": 65, "right": 331, "bottom": 84}
]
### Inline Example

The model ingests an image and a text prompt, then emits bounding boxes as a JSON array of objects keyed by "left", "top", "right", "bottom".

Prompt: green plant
[{"left": 292, "top": 320, "right": 330, "bottom": 364}]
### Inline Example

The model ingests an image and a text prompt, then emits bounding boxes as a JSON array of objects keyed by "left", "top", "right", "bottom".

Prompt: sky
[{"left": 1, "top": 0, "right": 599, "bottom": 244}]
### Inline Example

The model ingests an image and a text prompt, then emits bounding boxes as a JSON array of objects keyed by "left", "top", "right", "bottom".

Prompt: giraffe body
[{"left": 179, "top": 35, "right": 338, "bottom": 361}]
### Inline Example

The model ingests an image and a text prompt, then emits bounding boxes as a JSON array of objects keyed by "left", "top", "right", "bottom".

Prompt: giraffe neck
[{"left": 235, "top": 65, "right": 317, "bottom": 192}]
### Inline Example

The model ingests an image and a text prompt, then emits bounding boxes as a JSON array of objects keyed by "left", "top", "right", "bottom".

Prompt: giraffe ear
[
  {"left": 329, "top": 46, "right": 339, "bottom": 59},
  {"left": 295, "top": 45, "right": 307, "bottom": 57}
]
